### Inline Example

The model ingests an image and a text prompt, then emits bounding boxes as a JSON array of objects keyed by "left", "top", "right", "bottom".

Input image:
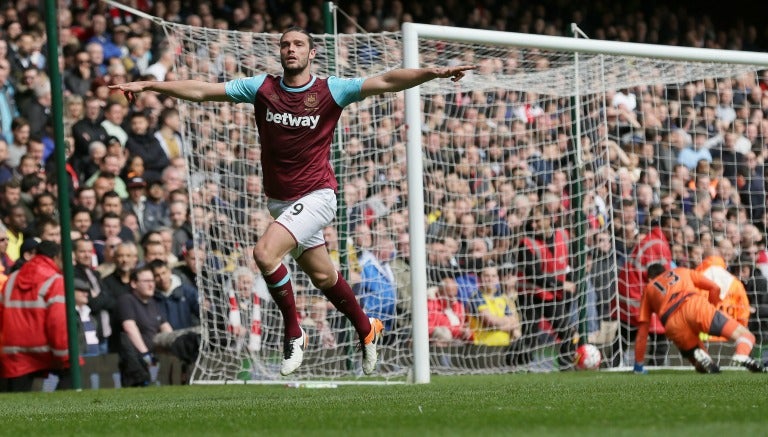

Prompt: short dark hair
[
  {"left": 280, "top": 26, "right": 314, "bottom": 50},
  {"left": 101, "top": 190, "right": 121, "bottom": 205},
  {"left": 147, "top": 258, "right": 168, "bottom": 272},
  {"left": 36, "top": 240, "right": 61, "bottom": 259},
  {"left": 33, "top": 191, "right": 55, "bottom": 210},
  {"left": 101, "top": 211, "right": 121, "bottom": 225},
  {"left": 34, "top": 217, "right": 59, "bottom": 239},
  {"left": 647, "top": 263, "right": 666, "bottom": 280},
  {"left": 71, "top": 205, "right": 92, "bottom": 219},
  {"left": 130, "top": 265, "right": 154, "bottom": 283}
]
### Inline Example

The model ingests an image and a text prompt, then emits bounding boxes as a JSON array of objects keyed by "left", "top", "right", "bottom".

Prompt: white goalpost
[
  {"left": 105, "top": 1, "right": 768, "bottom": 384},
  {"left": 403, "top": 23, "right": 768, "bottom": 382}
]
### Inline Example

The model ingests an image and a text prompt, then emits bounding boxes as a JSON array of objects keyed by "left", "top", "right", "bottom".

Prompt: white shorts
[{"left": 267, "top": 188, "right": 337, "bottom": 259}]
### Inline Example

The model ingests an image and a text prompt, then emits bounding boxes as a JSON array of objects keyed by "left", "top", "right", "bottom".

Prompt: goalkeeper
[
  {"left": 111, "top": 27, "right": 473, "bottom": 376},
  {"left": 634, "top": 263, "right": 766, "bottom": 374}
]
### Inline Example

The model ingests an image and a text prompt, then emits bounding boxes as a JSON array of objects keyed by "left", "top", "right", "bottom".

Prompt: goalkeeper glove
[
  {"left": 633, "top": 362, "right": 647, "bottom": 374},
  {"left": 141, "top": 352, "right": 157, "bottom": 367}
]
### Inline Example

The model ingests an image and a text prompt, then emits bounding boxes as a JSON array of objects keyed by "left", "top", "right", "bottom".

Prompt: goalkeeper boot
[
  {"left": 732, "top": 354, "right": 766, "bottom": 373},
  {"left": 362, "top": 318, "right": 384, "bottom": 375},
  {"left": 693, "top": 348, "right": 720, "bottom": 374},
  {"left": 280, "top": 327, "right": 307, "bottom": 376}
]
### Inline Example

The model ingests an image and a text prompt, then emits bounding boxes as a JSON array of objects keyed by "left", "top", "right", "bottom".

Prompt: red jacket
[
  {"left": 0, "top": 255, "right": 69, "bottom": 378},
  {"left": 518, "top": 229, "right": 570, "bottom": 301},
  {"left": 616, "top": 227, "right": 671, "bottom": 332},
  {"left": 427, "top": 297, "right": 467, "bottom": 339}
]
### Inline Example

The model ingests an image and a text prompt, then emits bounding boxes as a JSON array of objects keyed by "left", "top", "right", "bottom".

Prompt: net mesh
[{"left": 151, "top": 19, "right": 768, "bottom": 381}]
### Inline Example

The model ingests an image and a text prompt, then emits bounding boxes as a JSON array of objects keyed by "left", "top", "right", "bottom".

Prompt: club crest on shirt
[
  {"left": 269, "top": 93, "right": 280, "bottom": 101},
  {"left": 304, "top": 93, "right": 318, "bottom": 108}
]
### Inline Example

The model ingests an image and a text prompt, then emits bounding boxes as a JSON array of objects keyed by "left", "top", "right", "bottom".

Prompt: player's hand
[
  {"left": 108, "top": 81, "right": 149, "bottom": 104},
  {"left": 633, "top": 362, "right": 647, "bottom": 374},
  {"left": 562, "top": 281, "right": 577, "bottom": 293},
  {"left": 434, "top": 65, "right": 476, "bottom": 82}
]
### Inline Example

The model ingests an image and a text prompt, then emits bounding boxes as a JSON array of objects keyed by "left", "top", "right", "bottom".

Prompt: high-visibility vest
[{"left": 518, "top": 229, "right": 570, "bottom": 301}]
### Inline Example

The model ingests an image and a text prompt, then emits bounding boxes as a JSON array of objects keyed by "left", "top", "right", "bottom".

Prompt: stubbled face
[{"left": 279, "top": 31, "right": 315, "bottom": 75}]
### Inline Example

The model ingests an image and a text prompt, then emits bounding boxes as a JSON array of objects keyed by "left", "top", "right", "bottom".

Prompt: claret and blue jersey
[{"left": 225, "top": 75, "right": 365, "bottom": 201}]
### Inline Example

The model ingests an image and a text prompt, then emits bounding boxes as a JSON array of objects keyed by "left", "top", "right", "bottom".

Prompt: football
[{"left": 575, "top": 344, "right": 602, "bottom": 370}]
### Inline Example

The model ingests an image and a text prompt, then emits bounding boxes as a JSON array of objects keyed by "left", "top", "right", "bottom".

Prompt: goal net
[{"left": 140, "top": 14, "right": 768, "bottom": 382}]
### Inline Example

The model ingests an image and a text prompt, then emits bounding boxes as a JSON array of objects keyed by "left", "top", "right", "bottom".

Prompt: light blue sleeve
[
  {"left": 225, "top": 74, "right": 268, "bottom": 103},
  {"left": 328, "top": 76, "right": 364, "bottom": 107}
]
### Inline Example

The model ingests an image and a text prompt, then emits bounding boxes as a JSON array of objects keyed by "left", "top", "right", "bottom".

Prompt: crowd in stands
[{"left": 0, "top": 0, "right": 766, "bottom": 388}]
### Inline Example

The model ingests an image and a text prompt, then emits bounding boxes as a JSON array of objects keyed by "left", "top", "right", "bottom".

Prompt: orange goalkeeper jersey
[
  {"left": 696, "top": 256, "right": 750, "bottom": 340},
  {"left": 639, "top": 267, "right": 721, "bottom": 326}
]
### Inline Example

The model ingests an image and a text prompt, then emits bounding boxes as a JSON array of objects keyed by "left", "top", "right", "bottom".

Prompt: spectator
[
  {"left": 73, "top": 238, "right": 114, "bottom": 353},
  {"left": 144, "top": 181, "right": 171, "bottom": 233},
  {"left": 712, "top": 132, "right": 747, "bottom": 188},
  {"left": 103, "top": 240, "right": 139, "bottom": 300},
  {"left": 0, "top": 221, "right": 12, "bottom": 272},
  {"left": 89, "top": 191, "right": 134, "bottom": 241},
  {"left": 427, "top": 277, "right": 472, "bottom": 345},
  {"left": 91, "top": 171, "right": 117, "bottom": 202},
  {"left": 4, "top": 204, "right": 27, "bottom": 261},
  {"left": 169, "top": 201, "right": 192, "bottom": 257},
  {"left": 72, "top": 96, "right": 109, "bottom": 171},
  {"left": 21, "top": 78, "right": 51, "bottom": 138},
  {"left": 33, "top": 216, "right": 62, "bottom": 244},
  {"left": 0, "top": 58, "right": 18, "bottom": 146},
  {"left": 145, "top": 45, "right": 175, "bottom": 81},
  {"left": 8, "top": 116, "right": 30, "bottom": 168},
  {"left": 123, "top": 176, "right": 148, "bottom": 232},
  {"left": 73, "top": 277, "right": 103, "bottom": 357},
  {"left": 359, "top": 237, "right": 398, "bottom": 333},
  {"left": 142, "top": 239, "right": 168, "bottom": 266},
  {"left": 87, "top": 15, "right": 122, "bottom": 61},
  {"left": 125, "top": 112, "right": 170, "bottom": 182},
  {"left": 160, "top": 165, "right": 186, "bottom": 194},
  {"left": 63, "top": 50, "right": 94, "bottom": 98},
  {"left": 677, "top": 128, "right": 713, "bottom": 170},
  {"left": 517, "top": 206, "right": 577, "bottom": 369},
  {"left": 116, "top": 265, "right": 173, "bottom": 387},
  {"left": 154, "top": 107, "right": 184, "bottom": 161},
  {"left": 96, "top": 235, "right": 123, "bottom": 278},
  {"left": 148, "top": 259, "right": 199, "bottom": 330},
  {"left": 120, "top": 152, "right": 144, "bottom": 180},
  {"left": 71, "top": 206, "right": 92, "bottom": 238},
  {"left": 85, "top": 154, "right": 129, "bottom": 201},
  {"left": 390, "top": 230, "right": 411, "bottom": 335},
  {"left": 0, "top": 241, "right": 77, "bottom": 391},
  {"left": 74, "top": 185, "right": 98, "bottom": 215},
  {"left": 8, "top": 236, "right": 38, "bottom": 274},
  {"left": 0, "top": 140, "right": 14, "bottom": 185},
  {"left": 231, "top": 266, "right": 268, "bottom": 351},
  {"left": 467, "top": 263, "right": 523, "bottom": 347},
  {"left": 85, "top": 42, "right": 108, "bottom": 77},
  {"left": 15, "top": 66, "right": 37, "bottom": 119},
  {"left": 100, "top": 101, "right": 128, "bottom": 146},
  {"left": 590, "top": 231, "right": 617, "bottom": 324},
  {"left": 301, "top": 297, "right": 336, "bottom": 350}
]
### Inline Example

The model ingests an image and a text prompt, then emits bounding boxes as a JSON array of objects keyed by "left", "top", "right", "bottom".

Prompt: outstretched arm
[
  {"left": 360, "top": 65, "right": 475, "bottom": 99},
  {"left": 109, "top": 80, "right": 230, "bottom": 104},
  {"left": 634, "top": 321, "right": 650, "bottom": 370}
]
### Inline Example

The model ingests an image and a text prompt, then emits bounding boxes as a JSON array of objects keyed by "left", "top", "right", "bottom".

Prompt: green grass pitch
[{"left": 0, "top": 372, "right": 766, "bottom": 436}]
